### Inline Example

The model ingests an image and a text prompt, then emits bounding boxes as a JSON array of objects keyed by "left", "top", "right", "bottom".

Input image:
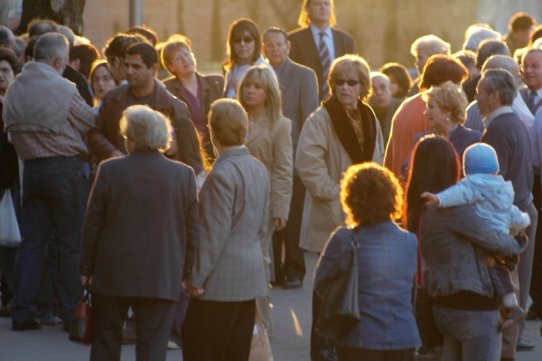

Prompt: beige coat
[
  {"left": 296, "top": 106, "right": 385, "bottom": 252},
  {"left": 246, "top": 114, "right": 293, "bottom": 220}
]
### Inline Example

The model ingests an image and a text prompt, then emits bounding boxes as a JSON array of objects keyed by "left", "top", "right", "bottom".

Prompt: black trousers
[
  {"left": 311, "top": 290, "right": 336, "bottom": 361},
  {"left": 272, "top": 175, "right": 306, "bottom": 281},
  {"left": 90, "top": 294, "right": 175, "bottom": 361},
  {"left": 531, "top": 174, "right": 542, "bottom": 313},
  {"left": 182, "top": 298, "right": 255, "bottom": 361}
]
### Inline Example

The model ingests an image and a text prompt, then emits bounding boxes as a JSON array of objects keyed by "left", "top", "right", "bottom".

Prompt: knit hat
[{"left": 463, "top": 143, "right": 500, "bottom": 175}]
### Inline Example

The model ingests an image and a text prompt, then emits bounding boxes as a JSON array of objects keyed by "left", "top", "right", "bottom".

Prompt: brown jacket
[
  {"left": 88, "top": 80, "right": 200, "bottom": 171},
  {"left": 164, "top": 73, "right": 224, "bottom": 160}
]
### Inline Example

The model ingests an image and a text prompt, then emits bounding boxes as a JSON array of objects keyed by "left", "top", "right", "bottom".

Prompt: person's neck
[
  {"left": 178, "top": 71, "right": 197, "bottom": 86},
  {"left": 311, "top": 21, "right": 329, "bottom": 31},
  {"left": 248, "top": 105, "right": 265, "bottom": 120},
  {"left": 237, "top": 58, "right": 252, "bottom": 66},
  {"left": 271, "top": 59, "right": 286, "bottom": 69},
  {"left": 130, "top": 80, "right": 155, "bottom": 98}
]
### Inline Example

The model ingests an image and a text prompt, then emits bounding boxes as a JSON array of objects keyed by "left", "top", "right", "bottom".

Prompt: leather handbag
[
  {"left": 316, "top": 234, "right": 360, "bottom": 339},
  {"left": 69, "top": 287, "right": 93, "bottom": 344}
]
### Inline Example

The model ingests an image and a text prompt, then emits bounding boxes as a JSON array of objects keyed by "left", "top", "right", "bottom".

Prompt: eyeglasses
[
  {"left": 334, "top": 79, "right": 360, "bottom": 87},
  {"left": 233, "top": 36, "right": 254, "bottom": 44}
]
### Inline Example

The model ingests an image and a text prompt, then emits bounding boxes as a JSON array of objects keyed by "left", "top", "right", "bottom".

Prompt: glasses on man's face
[
  {"left": 233, "top": 36, "right": 254, "bottom": 44},
  {"left": 334, "top": 78, "right": 360, "bottom": 87}
]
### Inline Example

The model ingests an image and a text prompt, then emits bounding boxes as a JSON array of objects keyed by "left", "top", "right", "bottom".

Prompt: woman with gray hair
[{"left": 80, "top": 105, "right": 199, "bottom": 361}]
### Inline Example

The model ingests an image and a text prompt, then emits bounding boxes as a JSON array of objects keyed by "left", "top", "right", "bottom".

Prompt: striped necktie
[
  {"left": 318, "top": 31, "right": 331, "bottom": 98},
  {"left": 528, "top": 90, "right": 539, "bottom": 114}
]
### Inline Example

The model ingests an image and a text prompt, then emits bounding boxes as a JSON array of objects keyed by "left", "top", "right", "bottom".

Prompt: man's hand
[
  {"left": 81, "top": 275, "right": 93, "bottom": 286},
  {"left": 274, "top": 217, "right": 287, "bottom": 231},
  {"left": 421, "top": 192, "right": 440, "bottom": 206},
  {"left": 110, "top": 150, "right": 124, "bottom": 158}
]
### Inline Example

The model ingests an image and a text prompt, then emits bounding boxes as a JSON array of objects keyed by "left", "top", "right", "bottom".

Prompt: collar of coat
[{"left": 323, "top": 96, "right": 377, "bottom": 164}]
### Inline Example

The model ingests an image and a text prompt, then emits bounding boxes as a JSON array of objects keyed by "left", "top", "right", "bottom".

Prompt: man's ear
[{"left": 151, "top": 62, "right": 158, "bottom": 75}]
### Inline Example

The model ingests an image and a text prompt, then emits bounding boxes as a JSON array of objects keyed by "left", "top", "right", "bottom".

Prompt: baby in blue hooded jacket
[{"left": 422, "top": 142, "right": 530, "bottom": 330}]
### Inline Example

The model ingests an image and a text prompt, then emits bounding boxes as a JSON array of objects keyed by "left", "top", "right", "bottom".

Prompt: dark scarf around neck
[{"left": 323, "top": 96, "right": 377, "bottom": 164}]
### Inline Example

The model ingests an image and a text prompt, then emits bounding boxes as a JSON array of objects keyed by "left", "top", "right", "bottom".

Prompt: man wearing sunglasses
[{"left": 288, "top": 0, "right": 356, "bottom": 100}]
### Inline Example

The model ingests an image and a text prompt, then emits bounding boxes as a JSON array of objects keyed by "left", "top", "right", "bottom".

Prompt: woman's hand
[
  {"left": 274, "top": 217, "right": 287, "bottom": 231},
  {"left": 188, "top": 284, "right": 205, "bottom": 297}
]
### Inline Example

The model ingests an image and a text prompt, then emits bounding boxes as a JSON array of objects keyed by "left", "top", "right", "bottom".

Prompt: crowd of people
[{"left": 1, "top": 0, "right": 542, "bottom": 360}]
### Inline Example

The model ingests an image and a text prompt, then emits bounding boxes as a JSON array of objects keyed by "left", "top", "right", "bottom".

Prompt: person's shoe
[
  {"left": 526, "top": 307, "right": 542, "bottom": 320},
  {"left": 282, "top": 277, "right": 302, "bottom": 289},
  {"left": 167, "top": 340, "right": 180, "bottom": 350},
  {"left": 12, "top": 319, "right": 42, "bottom": 331},
  {"left": 499, "top": 306, "right": 526, "bottom": 330},
  {"left": 38, "top": 315, "right": 63, "bottom": 326},
  {"left": 0, "top": 305, "right": 11, "bottom": 317},
  {"left": 516, "top": 337, "right": 535, "bottom": 351}
]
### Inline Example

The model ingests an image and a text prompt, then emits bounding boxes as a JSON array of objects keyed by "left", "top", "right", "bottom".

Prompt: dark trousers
[
  {"left": 311, "top": 290, "right": 336, "bottom": 361},
  {"left": 414, "top": 286, "right": 442, "bottom": 349},
  {"left": 272, "top": 175, "right": 306, "bottom": 281},
  {"left": 530, "top": 175, "right": 542, "bottom": 313},
  {"left": 90, "top": 294, "right": 175, "bottom": 361},
  {"left": 11, "top": 156, "right": 87, "bottom": 325},
  {"left": 336, "top": 346, "right": 415, "bottom": 361},
  {"left": 182, "top": 298, "right": 255, "bottom": 361},
  {"left": 169, "top": 288, "right": 190, "bottom": 346}
]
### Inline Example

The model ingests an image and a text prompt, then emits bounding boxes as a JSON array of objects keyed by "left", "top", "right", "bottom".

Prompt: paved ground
[{"left": 0, "top": 253, "right": 541, "bottom": 361}]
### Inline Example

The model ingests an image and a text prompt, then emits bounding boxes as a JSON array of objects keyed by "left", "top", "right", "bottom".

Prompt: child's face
[{"left": 168, "top": 48, "right": 196, "bottom": 77}]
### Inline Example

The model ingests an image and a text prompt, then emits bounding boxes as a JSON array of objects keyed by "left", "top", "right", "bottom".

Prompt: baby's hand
[{"left": 421, "top": 192, "right": 440, "bottom": 206}]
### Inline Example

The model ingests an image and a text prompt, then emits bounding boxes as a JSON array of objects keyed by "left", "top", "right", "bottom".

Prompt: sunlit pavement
[{"left": 0, "top": 252, "right": 541, "bottom": 361}]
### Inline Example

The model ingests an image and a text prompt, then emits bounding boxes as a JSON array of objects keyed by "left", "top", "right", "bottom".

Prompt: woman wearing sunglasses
[
  {"left": 223, "top": 18, "right": 270, "bottom": 99},
  {"left": 295, "top": 54, "right": 385, "bottom": 360}
]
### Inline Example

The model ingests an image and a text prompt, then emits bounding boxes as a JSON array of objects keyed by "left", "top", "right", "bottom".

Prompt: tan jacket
[
  {"left": 296, "top": 106, "right": 384, "bottom": 252},
  {"left": 246, "top": 115, "right": 293, "bottom": 220}
]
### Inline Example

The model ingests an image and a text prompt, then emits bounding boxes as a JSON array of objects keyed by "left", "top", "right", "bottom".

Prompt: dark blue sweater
[{"left": 482, "top": 111, "right": 534, "bottom": 211}]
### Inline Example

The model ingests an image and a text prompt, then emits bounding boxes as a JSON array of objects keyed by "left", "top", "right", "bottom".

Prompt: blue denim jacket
[
  {"left": 420, "top": 204, "right": 526, "bottom": 299},
  {"left": 315, "top": 221, "right": 421, "bottom": 349}
]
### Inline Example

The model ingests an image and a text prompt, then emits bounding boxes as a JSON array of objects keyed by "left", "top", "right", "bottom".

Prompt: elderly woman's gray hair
[{"left": 120, "top": 105, "right": 172, "bottom": 152}]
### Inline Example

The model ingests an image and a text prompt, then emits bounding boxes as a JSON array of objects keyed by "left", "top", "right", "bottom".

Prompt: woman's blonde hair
[
  {"left": 209, "top": 99, "right": 248, "bottom": 146},
  {"left": 238, "top": 65, "right": 283, "bottom": 124},
  {"left": 120, "top": 105, "right": 172, "bottom": 152},
  {"left": 424, "top": 80, "right": 468, "bottom": 124}
]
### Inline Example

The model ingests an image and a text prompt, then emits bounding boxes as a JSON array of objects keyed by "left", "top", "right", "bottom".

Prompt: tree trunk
[
  {"left": 17, "top": 0, "right": 85, "bottom": 35},
  {"left": 210, "top": 0, "right": 223, "bottom": 63}
]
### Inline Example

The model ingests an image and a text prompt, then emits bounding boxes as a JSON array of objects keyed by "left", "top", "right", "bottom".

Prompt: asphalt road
[{"left": 0, "top": 253, "right": 541, "bottom": 361}]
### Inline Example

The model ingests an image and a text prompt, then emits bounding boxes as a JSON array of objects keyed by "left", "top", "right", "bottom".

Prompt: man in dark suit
[
  {"left": 263, "top": 27, "right": 319, "bottom": 289},
  {"left": 519, "top": 48, "right": 542, "bottom": 331},
  {"left": 288, "top": 0, "right": 356, "bottom": 100}
]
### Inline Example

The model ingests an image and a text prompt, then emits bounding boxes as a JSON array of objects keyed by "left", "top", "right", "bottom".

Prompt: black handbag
[{"left": 316, "top": 235, "right": 361, "bottom": 339}]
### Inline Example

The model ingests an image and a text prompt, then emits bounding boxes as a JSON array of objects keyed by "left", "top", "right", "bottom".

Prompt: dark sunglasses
[
  {"left": 233, "top": 36, "right": 254, "bottom": 44},
  {"left": 334, "top": 79, "right": 360, "bottom": 87}
]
